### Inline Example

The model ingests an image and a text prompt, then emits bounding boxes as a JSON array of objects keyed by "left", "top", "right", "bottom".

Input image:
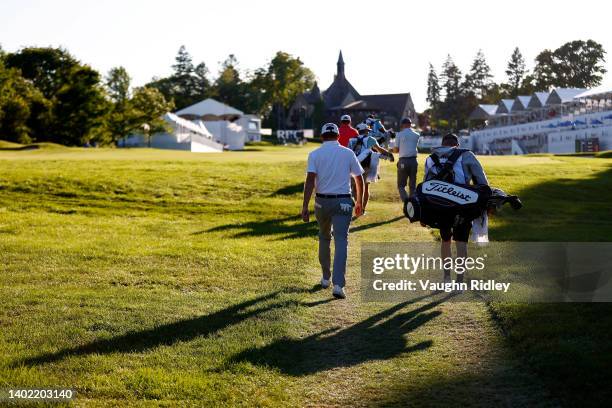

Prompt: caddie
[{"left": 302, "top": 123, "right": 365, "bottom": 299}]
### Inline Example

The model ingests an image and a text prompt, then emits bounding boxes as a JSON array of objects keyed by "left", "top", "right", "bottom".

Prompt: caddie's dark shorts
[{"left": 439, "top": 221, "right": 472, "bottom": 242}]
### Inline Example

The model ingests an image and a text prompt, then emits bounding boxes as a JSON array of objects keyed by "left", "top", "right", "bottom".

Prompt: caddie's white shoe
[
  {"left": 332, "top": 285, "right": 346, "bottom": 299},
  {"left": 320, "top": 278, "right": 331, "bottom": 289}
]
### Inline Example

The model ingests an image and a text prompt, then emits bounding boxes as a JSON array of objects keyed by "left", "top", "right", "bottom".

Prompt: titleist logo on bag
[{"left": 422, "top": 181, "right": 478, "bottom": 204}]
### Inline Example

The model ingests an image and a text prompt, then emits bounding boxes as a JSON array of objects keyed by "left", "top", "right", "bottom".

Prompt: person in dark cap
[
  {"left": 423, "top": 133, "right": 489, "bottom": 283},
  {"left": 393, "top": 118, "right": 421, "bottom": 202}
]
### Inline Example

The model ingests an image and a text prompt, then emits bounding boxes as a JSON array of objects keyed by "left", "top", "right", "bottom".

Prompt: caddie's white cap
[
  {"left": 356, "top": 122, "right": 370, "bottom": 131},
  {"left": 340, "top": 114, "right": 351, "bottom": 122},
  {"left": 321, "top": 123, "right": 339, "bottom": 135}
]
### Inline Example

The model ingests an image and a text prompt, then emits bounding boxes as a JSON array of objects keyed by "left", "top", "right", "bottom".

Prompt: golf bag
[
  {"left": 352, "top": 136, "right": 372, "bottom": 168},
  {"left": 403, "top": 149, "right": 492, "bottom": 228}
]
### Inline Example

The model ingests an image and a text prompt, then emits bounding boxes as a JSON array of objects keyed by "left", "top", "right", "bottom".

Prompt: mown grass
[{"left": 0, "top": 143, "right": 610, "bottom": 406}]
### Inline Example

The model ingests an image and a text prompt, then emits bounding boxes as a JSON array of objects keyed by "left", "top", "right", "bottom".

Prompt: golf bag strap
[
  {"left": 429, "top": 149, "right": 466, "bottom": 181},
  {"left": 353, "top": 136, "right": 366, "bottom": 153}
]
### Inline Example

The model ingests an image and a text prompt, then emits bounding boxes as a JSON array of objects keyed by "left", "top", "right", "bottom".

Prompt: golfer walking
[
  {"left": 338, "top": 114, "right": 358, "bottom": 147},
  {"left": 424, "top": 133, "right": 489, "bottom": 283},
  {"left": 393, "top": 118, "right": 421, "bottom": 202},
  {"left": 302, "top": 123, "right": 364, "bottom": 299}
]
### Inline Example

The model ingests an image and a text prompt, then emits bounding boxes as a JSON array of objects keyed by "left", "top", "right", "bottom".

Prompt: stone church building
[{"left": 288, "top": 51, "right": 418, "bottom": 132}]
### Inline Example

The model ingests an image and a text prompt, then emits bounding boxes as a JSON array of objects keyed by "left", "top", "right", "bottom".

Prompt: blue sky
[{"left": 1, "top": 0, "right": 611, "bottom": 110}]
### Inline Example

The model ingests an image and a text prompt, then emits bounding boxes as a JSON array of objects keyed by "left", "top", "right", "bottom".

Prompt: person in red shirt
[{"left": 338, "top": 114, "right": 358, "bottom": 147}]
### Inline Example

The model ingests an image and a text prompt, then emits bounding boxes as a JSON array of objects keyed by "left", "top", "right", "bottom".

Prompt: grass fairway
[{"left": 0, "top": 144, "right": 610, "bottom": 407}]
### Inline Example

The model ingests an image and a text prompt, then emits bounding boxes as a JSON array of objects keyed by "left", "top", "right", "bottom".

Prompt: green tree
[
  {"left": 533, "top": 49, "right": 556, "bottom": 90},
  {"left": 106, "top": 66, "right": 131, "bottom": 103},
  {"left": 553, "top": 40, "right": 606, "bottom": 88},
  {"left": 465, "top": 50, "right": 493, "bottom": 99},
  {"left": 533, "top": 40, "right": 607, "bottom": 89},
  {"left": 212, "top": 54, "right": 246, "bottom": 110},
  {"left": 438, "top": 55, "right": 464, "bottom": 129},
  {"left": 146, "top": 46, "right": 205, "bottom": 109},
  {"left": 440, "top": 55, "right": 463, "bottom": 101},
  {"left": 170, "top": 45, "right": 200, "bottom": 108},
  {"left": 4, "top": 47, "right": 78, "bottom": 98},
  {"left": 105, "top": 67, "right": 133, "bottom": 143},
  {"left": 0, "top": 61, "right": 50, "bottom": 143},
  {"left": 194, "top": 62, "right": 211, "bottom": 100},
  {"left": 50, "top": 66, "right": 110, "bottom": 145},
  {"left": 128, "top": 87, "right": 175, "bottom": 146},
  {"left": 505, "top": 47, "right": 527, "bottom": 97},
  {"left": 426, "top": 63, "right": 441, "bottom": 108}
]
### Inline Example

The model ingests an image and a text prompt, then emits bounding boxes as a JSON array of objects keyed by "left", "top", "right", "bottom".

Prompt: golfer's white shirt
[
  {"left": 307, "top": 141, "right": 364, "bottom": 194},
  {"left": 396, "top": 128, "right": 421, "bottom": 158}
]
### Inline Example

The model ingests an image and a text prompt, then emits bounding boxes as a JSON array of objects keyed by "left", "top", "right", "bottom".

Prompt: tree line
[
  {"left": 425, "top": 39, "right": 607, "bottom": 131},
  {"left": 0, "top": 45, "right": 315, "bottom": 146}
]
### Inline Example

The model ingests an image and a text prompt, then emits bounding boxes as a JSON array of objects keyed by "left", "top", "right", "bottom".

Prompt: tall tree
[
  {"left": 106, "top": 66, "right": 131, "bottom": 103},
  {"left": 105, "top": 67, "right": 132, "bottom": 143},
  {"left": 212, "top": 54, "right": 245, "bottom": 110},
  {"left": 194, "top": 62, "right": 211, "bottom": 99},
  {"left": 533, "top": 49, "right": 556, "bottom": 90},
  {"left": 505, "top": 47, "right": 527, "bottom": 97},
  {"left": 440, "top": 55, "right": 463, "bottom": 101},
  {"left": 438, "top": 55, "right": 465, "bottom": 129},
  {"left": 465, "top": 50, "right": 493, "bottom": 99},
  {"left": 426, "top": 63, "right": 441, "bottom": 108},
  {"left": 553, "top": 40, "right": 607, "bottom": 88},
  {"left": 170, "top": 45, "right": 199, "bottom": 108}
]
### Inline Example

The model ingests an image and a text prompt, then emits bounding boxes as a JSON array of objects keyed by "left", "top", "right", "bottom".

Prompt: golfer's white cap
[
  {"left": 321, "top": 123, "right": 339, "bottom": 135},
  {"left": 356, "top": 123, "right": 370, "bottom": 131},
  {"left": 340, "top": 114, "right": 351, "bottom": 122}
]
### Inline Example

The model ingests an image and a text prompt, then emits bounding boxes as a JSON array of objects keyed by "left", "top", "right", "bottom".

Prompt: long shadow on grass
[
  {"left": 231, "top": 292, "right": 453, "bottom": 376},
  {"left": 350, "top": 216, "right": 404, "bottom": 233},
  {"left": 197, "top": 215, "right": 318, "bottom": 240},
  {"left": 489, "top": 165, "right": 612, "bottom": 240},
  {"left": 16, "top": 291, "right": 331, "bottom": 367},
  {"left": 200, "top": 214, "right": 404, "bottom": 240},
  {"left": 269, "top": 182, "right": 303, "bottom": 197}
]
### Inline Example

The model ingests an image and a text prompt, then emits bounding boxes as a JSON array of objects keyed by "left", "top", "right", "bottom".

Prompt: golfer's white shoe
[
  {"left": 320, "top": 278, "right": 331, "bottom": 289},
  {"left": 332, "top": 285, "right": 346, "bottom": 299}
]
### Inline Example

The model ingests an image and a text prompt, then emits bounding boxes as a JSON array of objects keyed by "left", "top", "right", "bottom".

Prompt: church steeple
[{"left": 337, "top": 50, "right": 345, "bottom": 78}]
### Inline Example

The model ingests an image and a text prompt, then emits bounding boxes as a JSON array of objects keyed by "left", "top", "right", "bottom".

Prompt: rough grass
[{"left": 0, "top": 145, "right": 610, "bottom": 406}]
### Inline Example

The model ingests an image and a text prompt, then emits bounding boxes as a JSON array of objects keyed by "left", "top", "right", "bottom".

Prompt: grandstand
[{"left": 469, "top": 86, "right": 612, "bottom": 154}]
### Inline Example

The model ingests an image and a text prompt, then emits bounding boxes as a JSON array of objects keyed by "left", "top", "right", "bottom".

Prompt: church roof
[{"left": 361, "top": 93, "right": 414, "bottom": 115}]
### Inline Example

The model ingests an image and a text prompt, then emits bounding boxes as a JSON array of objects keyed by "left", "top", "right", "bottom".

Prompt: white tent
[
  {"left": 204, "top": 121, "right": 247, "bottom": 150},
  {"left": 176, "top": 98, "right": 244, "bottom": 121}
]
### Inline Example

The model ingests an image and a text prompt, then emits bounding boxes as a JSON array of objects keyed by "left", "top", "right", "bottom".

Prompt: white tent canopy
[
  {"left": 528, "top": 92, "right": 550, "bottom": 109},
  {"left": 573, "top": 85, "right": 612, "bottom": 100},
  {"left": 496, "top": 99, "right": 514, "bottom": 114},
  {"left": 176, "top": 98, "right": 244, "bottom": 121},
  {"left": 511, "top": 96, "right": 531, "bottom": 112},
  {"left": 546, "top": 88, "right": 587, "bottom": 105}
]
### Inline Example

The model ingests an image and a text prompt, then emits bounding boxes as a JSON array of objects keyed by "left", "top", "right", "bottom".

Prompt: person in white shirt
[
  {"left": 393, "top": 118, "right": 421, "bottom": 202},
  {"left": 302, "top": 123, "right": 364, "bottom": 299}
]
